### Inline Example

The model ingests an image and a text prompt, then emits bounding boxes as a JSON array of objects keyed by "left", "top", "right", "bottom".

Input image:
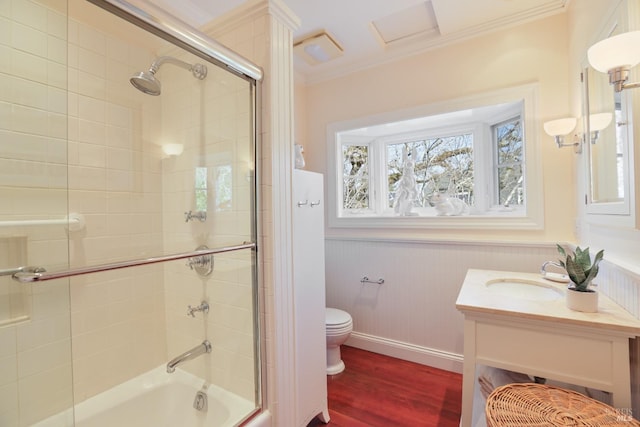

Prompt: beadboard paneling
[{"left": 325, "top": 238, "right": 640, "bottom": 378}]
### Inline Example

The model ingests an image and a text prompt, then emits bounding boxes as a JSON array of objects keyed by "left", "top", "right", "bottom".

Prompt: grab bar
[
  {"left": 12, "top": 242, "right": 256, "bottom": 283},
  {"left": 0, "top": 213, "right": 85, "bottom": 231},
  {"left": 0, "top": 266, "right": 46, "bottom": 277},
  {"left": 360, "top": 276, "right": 385, "bottom": 285}
]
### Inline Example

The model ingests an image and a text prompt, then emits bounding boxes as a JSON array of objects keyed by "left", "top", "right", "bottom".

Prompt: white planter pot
[{"left": 565, "top": 288, "right": 598, "bottom": 313}]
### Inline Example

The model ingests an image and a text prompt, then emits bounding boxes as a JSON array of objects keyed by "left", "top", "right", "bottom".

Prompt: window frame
[
  {"left": 371, "top": 123, "right": 480, "bottom": 217},
  {"left": 326, "top": 84, "right": 543, "bottom": 230},
  {"left": 491, "top": 115, "right": 525, "bottom": 208}
]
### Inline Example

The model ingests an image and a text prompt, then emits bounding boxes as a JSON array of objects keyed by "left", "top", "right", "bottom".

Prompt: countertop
[{"left": 456, "top": 269, "right": 640, "bottom": 336}]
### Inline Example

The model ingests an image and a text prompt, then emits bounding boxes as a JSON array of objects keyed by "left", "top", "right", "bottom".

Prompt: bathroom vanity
[{"left": 456, "top": 269, "right": 640, "bottom": 427}]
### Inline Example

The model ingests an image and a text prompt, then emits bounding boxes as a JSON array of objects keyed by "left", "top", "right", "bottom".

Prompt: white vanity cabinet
[
  {"left": 293, "top": 170, "right": 330, "bottom": 426},
  {"left": 456, "top": 269, "right": 640, "bottom": 427}
]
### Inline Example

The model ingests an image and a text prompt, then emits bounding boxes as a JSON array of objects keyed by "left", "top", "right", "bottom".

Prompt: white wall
[
  {"left": 567, "top": 2, "right": 640, "bottom": 414},
  {"left": 326, "top": 239, "right": 560, "bottom": 372},
  {"left": 302, "top": 12, "right": 573, "bottom": 242},
  {"left": 296, "top": 12, "right": 575, "bottom": 365},
  {"left": 296, "top": 6, "right": 640, "bottom": 407},
  {"left": 569, "top": 1, "right": 640, "bottom": 273}
]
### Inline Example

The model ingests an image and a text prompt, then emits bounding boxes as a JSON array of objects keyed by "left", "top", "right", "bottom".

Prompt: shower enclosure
[{"left": 0, "top": 0, "right": 263, "bottom": 425}]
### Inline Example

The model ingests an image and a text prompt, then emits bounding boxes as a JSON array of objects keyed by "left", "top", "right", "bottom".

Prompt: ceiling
[{"left": 149, "top": 0, "right": 568, "bottom": 84}]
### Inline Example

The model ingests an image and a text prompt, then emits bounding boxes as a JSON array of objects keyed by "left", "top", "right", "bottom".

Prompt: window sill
[{"left": 329, "top": 212, "right": 543, "bottom": 230}]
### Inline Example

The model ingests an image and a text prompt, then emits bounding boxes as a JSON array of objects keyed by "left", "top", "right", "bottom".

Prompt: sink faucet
[
  {"left": 540, "top": 260, "right": 563, "bottom": 276},
  {"left": 166, "top": 340, "right": 212, "bottom": 373}
]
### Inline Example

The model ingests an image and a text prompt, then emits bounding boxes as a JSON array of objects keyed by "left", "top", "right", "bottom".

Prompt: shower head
[
  {"left": 130, "top": 56, "right": 208, "bottom": 96},
  {"left": 130, "top": 70, "right": 161, "bottom": 96}
]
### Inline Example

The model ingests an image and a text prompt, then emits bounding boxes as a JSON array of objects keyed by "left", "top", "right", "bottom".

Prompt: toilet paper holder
[{"left": 360, "top": 276, "right": 384, "bottom": 284}]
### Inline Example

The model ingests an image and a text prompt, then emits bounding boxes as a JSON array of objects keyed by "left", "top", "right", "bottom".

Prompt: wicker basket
[{"left": 485, "top": 383, "right": 640, "bottom": 426}]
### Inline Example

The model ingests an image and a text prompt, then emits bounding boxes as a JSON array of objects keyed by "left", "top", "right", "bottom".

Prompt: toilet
[{"left": 325, "top": 307, "right": 353, "bottom": 375}]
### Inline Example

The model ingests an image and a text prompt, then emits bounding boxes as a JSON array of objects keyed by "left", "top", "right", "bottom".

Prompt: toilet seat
[
  {"left": 326, "top": 308, "right": 353, "bottom": 336},
  {"left": 326, "top": 308, "right": 352, "bottom": 327},
  {"left": 326, "top": 323, "right": 352, "bottom": 335}
]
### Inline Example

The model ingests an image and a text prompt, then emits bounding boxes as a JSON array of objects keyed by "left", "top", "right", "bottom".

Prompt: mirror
[{"left": 584, "top": 22, "right": 634, "bottom": 218}]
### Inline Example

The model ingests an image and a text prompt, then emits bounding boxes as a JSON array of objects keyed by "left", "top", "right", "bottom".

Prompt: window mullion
[{"left": 372, "top": 139, "right": 386, "bottom": 215}]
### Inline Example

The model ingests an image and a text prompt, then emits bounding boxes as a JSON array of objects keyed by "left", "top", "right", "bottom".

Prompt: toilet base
[
  {"left": 326, "top": 345, "right": 345, "bottom": 375},
  {"left": 327, "top": 360, "right": 345, "bottom": 375}
]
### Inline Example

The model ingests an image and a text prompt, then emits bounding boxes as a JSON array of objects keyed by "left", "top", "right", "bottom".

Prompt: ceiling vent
[
  {"left": 371, "top": 1, "right": 440, "bottom": 47},
  {"left": 293, "top": 31, "right": 344, "bottom": 66}
]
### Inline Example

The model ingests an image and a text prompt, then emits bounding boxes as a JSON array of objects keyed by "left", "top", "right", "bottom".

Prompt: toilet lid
[{"left": 326, "top": 308, "right": 351, "bottom": 325}]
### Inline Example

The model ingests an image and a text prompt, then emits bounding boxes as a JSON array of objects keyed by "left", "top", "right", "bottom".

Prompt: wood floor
[{"left": 307, "top": 346, "right": 463, "bottom": 427}]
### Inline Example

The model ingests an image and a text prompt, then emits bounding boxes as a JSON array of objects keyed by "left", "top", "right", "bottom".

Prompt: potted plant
[{"left": 556, "top": 244, "right": 604, "bottom": 312}]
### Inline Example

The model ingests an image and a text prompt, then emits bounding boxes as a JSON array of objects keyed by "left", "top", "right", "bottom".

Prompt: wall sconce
[
  {"left": 588, "top": 112, "right": 613, "bottom": 144},
  {"left": 587, "top": 30, "right": 640, "bottom": 92},
  {"left": 543, "top": 117, "right": 582, "bottom": 153},
  {"left": 162, "top": 143, "right": 184, "bottom": 157}
]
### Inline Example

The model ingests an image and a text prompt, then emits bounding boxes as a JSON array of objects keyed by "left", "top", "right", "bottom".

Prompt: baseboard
[{"left": 346, "top": 332, "right": 463, "bottom": 374}]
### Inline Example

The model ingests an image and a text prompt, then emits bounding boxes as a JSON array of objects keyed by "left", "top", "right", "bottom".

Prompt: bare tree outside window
[
  {"left": 494, "top": 118, "right": 524, "bottom": 206},
  {"left": 342, "top": 145, "right": 370, "bottom": 209},
  {"left": 387, "top": 134, "right": 474, "bottom": 209},
  {"left": 331, "top": 94, "right": 536, "bottom": 224}
]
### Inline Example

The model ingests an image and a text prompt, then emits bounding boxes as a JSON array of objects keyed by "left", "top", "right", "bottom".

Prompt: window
[
  {"left": 385, "top": 131, "right": 475, "bottom": 212},
  {"left": 326, "top": 85, "right": 543, "bottom": 230},
  {"left": 494, "top": 117, "right": 524, "bottom": 207}
]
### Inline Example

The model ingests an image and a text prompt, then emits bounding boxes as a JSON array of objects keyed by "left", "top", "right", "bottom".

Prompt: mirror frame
[{"left": 583, "top": 4, "right": 637, "bottom": 226}]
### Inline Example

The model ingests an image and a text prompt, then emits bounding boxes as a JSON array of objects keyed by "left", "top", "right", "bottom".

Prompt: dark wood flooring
[{"left": 307, "top": 345, "right": 463, "bottom": 427}]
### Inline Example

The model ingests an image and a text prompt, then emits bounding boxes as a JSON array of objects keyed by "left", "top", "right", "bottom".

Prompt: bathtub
[{"left": 35, "top": 366, "right": 265, "bottom": 427}]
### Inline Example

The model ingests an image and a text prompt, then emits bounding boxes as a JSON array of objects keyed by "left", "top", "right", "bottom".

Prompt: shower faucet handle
[
  {"left": 187, "top": 301, "right": 209, "bottom": 317},
  {"left": 184, "top": 210, "right": 207, "bottom": 222}
]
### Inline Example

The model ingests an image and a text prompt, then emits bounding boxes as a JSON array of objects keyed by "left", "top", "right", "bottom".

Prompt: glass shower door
[
  {"left": 0, "top": 1, "right": 74, "bottom": 426},
  {"left": 2, "top": 0, "right": 262, "bottom": 424}
]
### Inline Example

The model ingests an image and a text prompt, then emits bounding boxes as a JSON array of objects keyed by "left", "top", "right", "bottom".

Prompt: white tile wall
[
  {"left": 1, "top": 0, "right": 263, "bottom": 424},
  {"left": 0, "top": 1, "right": 73, "bottom": 423},
  {"left": 159, "top": 48, "right": 257, "bottom": 401}
]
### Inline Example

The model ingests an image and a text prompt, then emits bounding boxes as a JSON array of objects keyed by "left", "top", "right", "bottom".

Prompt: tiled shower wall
[
  {"left": 65, "top": 4, "right": 168, "bottom": 402},
  {"left": 1, "top": 1, "right": 260, "bottom": 424},
  {"left": 68, "top": 0, "right": 259, "bottom": 405},
  {"left": 159, "top": 47, "right": 257, "bottom": 400},
  {"left": 0, "top": 1, "right": 74, "bottom": 425}
]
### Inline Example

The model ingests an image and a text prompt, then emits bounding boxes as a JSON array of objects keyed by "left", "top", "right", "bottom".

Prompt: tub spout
[{"left": 166, "top": 340, "right": 212, "bottom": 373}]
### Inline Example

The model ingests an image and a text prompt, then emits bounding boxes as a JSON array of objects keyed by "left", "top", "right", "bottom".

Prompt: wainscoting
[
  {"left": 324, "top": 237, "right": 640, "bottom": 416},
  {"left": 324, "top": 238, "right": 561, "bottom": 372}
]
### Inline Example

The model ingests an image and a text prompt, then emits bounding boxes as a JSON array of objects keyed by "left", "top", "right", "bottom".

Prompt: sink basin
[{"left": 485, "top": 278, "right": 563, "bottom": 301}]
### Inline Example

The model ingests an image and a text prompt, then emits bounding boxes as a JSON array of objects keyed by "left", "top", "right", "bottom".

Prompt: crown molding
[
  {"left": 299, "top": 1, "right": 568, "bottom": 86},
  {"left": 200, "top": 0, "right": 300, "bottom": 36}
]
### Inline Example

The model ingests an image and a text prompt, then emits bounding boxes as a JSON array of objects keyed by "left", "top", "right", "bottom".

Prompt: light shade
[
  {"left": 587, "top": 31, "right": 640, "bottom": 73},
  {"left": 162, "top": 143, "right": 184, "bottom": 157},
  {"left": 589, "top": 112, "right": 613, "bottom": 132},
  {"left": 543, "top": 117, "right": 576, "bottom": 137}
]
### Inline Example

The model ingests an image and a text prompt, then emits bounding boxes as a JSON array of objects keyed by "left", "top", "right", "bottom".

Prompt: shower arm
[
  {"left": 150, "top": 56, "right": 193, "bottom": 74},
  {"left": 148, "top": 56, "right": 208, "bottom": 80}
]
